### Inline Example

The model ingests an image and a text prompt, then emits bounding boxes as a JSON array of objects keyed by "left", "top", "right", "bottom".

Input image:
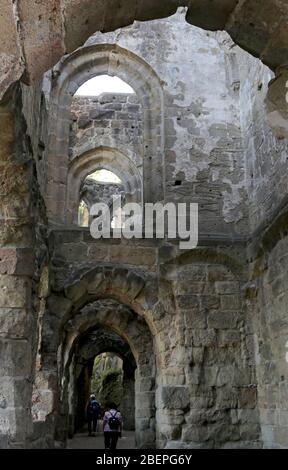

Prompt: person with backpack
[
  {"left": 86, "top": 394, "right": 101, "bottom": 437},
  {"left": 103, "top": 402, "right": 123, "bottom": 449}
]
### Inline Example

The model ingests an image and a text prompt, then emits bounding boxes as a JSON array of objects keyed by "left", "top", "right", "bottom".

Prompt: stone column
[
  {"left": 122, "top": 361, "right": 135, "bottom": 431},
  {"left": 0, "top": 85, "right": 35, "bottom": 448},
  {"left": 135, "top": 368, "right": 156, "bottom": 449},
  {"left": 74, "top": 362, "right": 93, "bottom": 433}
]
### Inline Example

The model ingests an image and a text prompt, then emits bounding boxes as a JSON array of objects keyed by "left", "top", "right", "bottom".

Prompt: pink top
[{"left": 103, "top": 409, "right": 123, "bottom": 432}]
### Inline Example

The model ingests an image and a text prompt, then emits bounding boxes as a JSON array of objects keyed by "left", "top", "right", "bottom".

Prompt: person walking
[
  {"left": 86, "top": 394, "right": 101, "bottom": 437},
  {"left": 103, "top": 402, "right": 123, "bottom": 450}
]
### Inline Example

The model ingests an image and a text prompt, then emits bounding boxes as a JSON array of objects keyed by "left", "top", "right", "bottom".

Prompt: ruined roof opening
[{"left": 75, "top": 75, "right": 135, "bottom": 97}]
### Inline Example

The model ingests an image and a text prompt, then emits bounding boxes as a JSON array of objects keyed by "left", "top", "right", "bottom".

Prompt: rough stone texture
[
  {"left": 0, "top": 1, "right": 24, "bottom": 97},
  {"left": 14, "top": 0, "right": 64, "bottom": 84},
  {"left": 70, "top": 94, "right": 143, "bottom": 171},
  {"left": 247, "top": 214, "right": 288, "bottom": 448},
  {"left": 46, "top": 13, "right": 252, "bottom": 235},
  {"left": 265, "top": 67, "right": 288, "bottom": 139},
  {"left": 0, "top": 6, "right": 288, "bottom": 451},
  {"left": 0, "top": 84, "right": 38, "bottom": 449},
  {"left": 79, "top": 179, "right": 124, "bottom": 215},
  {"left": 238, "top": 51, "right": 288, "bottom": 231}
]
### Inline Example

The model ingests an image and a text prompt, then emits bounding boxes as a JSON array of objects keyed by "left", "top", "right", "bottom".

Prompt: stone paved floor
[{"left": 67, "top": 428, "right": 136, "bottom": 449}]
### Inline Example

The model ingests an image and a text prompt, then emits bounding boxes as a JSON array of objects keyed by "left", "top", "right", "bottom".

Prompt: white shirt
[{"left": 103, "top": 409, "right": 122, "bottom": 432}]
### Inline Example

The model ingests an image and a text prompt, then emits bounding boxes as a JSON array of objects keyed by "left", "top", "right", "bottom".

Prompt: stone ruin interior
[{"left": 0, "top": 1, "right": 288, "bottom": 450}]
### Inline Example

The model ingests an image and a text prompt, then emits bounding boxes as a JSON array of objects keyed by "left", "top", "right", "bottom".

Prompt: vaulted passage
[
  {"left": 1, "top": 5, "right": 288, "bottom": 450},
  {"left": 54, "top": 298, "right": 156, "bottom": 449},
  {"left": 73, "top": 331, "right": 136, "bottom": 433}
]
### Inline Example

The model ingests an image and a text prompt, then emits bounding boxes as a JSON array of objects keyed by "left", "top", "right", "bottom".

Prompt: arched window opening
[
  {"left": 46, "top": 44, "right": 164, "bottom": 225},
  {"left": 75, "top": 75, "right": 135, "bottom": 96},
  {"left": 70, "top": 70, "right": 144, "bottom": 229},
  {"left": 78, "top": 169, "right": 125, "bottom": 228}
]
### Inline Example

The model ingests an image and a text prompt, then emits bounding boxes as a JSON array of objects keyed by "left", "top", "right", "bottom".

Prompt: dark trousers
[
  {"left": 104, "top": 432, "right": 119, "bottom": 449},
  {"left": 88, "top": 416, "right": 97, "bottom": 435}
]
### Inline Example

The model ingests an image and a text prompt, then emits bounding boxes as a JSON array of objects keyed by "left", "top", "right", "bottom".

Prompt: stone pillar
[
  {"left": 0, "top": 85, "right": 35, "bottom": 448},
  {"left": 74, "top": 362, "right": 93, "bottom": 433},
  {"left": 265, "top": 66, "right": 288, "bottom": 139},
  {"left": 135, "top": 368, "right": 156, "bottom": 449},
  {"left": 122, "top": 361, "right": 135, "bottom": 431}
]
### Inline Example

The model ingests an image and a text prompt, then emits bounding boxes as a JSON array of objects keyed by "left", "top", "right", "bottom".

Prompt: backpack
[
  {"left": 108, "top": 411, "right": 120, "bottom": 430},
  {"left": 90, "top": 400, "right": 100, "bottom": 415}
]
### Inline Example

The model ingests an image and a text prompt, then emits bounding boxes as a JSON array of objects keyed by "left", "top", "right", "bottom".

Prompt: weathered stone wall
[
  {"left": 235, "top": 43, "right": 288, "bottom": 449},
  {"left": 0, "top": 83, "right": 48, "bottom": 448},
  {"left": 159, "top": 258, "right": 259, "bottom": 448},
  {"left": 46, "top": 227, "right": 260, "bottom": 448},
  {"left": 70, "top": 94, "right": 143, "bottom": 175},
  {"left": 237, "top": 50, "right": 288, "bottom": 232},
  {"left": 15, "top": 81, "right": 64, "bottom": 449},
  {"left": 43, "top": 10, "right": 272, "bottom": 235},
  {"left": 246, "top": 207, "right": 288, "bottom": 448},
  {"left": 50, "top": 230, "right": 158, "bottom": 277},
  {"left": 84, "top": 10, "right": 248, "bottom": 236},
  {"left": 21, "top": 82, "right": 49, "bottom": 198},
  {"left": 33, "top": 12, "right": 265, "bottom": 449},
  {"left": 0, "top": 87, "right": 32, "bottom": 449}
]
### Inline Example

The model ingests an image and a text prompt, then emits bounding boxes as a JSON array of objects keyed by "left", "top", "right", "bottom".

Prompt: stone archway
[
  {"left": 36, "top": 265, "right": 171, "bottom": 448},
  {"left": 66, "top": 146, "right": 143, "bottom": 225},
  {"left": 46, "top": 43, "right": 164, "bottom": 224},
  {"left": 59, "top": 299, "right": 156, "bottom": 448},
  {"left": 73, "top": 326, "right": 137, "bottom": 432}
]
